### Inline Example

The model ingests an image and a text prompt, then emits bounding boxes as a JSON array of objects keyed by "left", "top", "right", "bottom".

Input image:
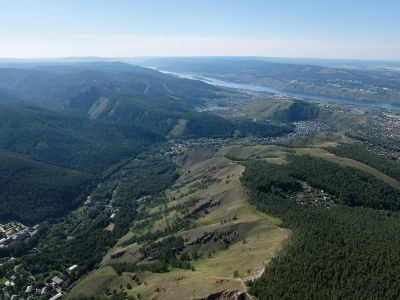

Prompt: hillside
[
  {"left": 0, "top": 150, "right": 90, "bottom": 224},
  {"left": 0, "top": 62, "right": 294, "bottom": 138},
  {"left": 0, "top": 103, "right": 163, "bottom": 173},
  {"left": 0, "top": 103, "right": 163, "bottom": 223},
  {"left": 68, "top": 147, "right": 289, "bottom": 299},
  {"left": 0, "top": 87, "right": 20, "bottom": 103},
  {"left": 0, "top": 62, "right": 221, "bottom": 112},
  {"left": 242, "top": 99, "right": 320, "bottom": 122}
]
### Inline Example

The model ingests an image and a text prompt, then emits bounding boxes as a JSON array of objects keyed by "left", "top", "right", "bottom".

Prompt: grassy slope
[
  {"left": 68, "top": 143, "right": 399, "bottom": 299},
  {"left": 168, "top": 119, "right": 188, "bottom": 138},
  {"left": 241, "top": 99, "right": 294, "bottom": 120},
  {"left": 295, "top": 147, "right": 400, "bottom": 189},
  {"left": 68, "top": 147, "right": 289, "bottom": 299},
  {"left": 220, "top": 144, "right": 399, "bottom": 189}
]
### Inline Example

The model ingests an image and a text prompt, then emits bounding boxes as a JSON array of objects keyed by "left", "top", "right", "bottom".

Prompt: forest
[
  {"left": 0, "top": 103, "right": 164, "bottom": 224},
  {"left": 287, "top": 155, "right": 400, "bottom": 210},
  {"left": 0, "top": 151, "right": 91, "bottom": 224},
  {"left": 327, "top": 143, "right": 400, "bottom": 180},
  {"left": 183, "top": 113, "right": 293, "bottom": 138},
  {"left": 0, "top": 155, "right": 178, "bottom": 297},
  {"left": 240, "top": 158, "right": 400, "bottom": 299}
]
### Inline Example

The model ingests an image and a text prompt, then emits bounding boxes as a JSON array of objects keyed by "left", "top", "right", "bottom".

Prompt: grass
[
  {"left": 264, "top": 156, "right": 287, "bottom": 165},
  {"left": 168, "top": 119, "right": 187, "bottom": 137},
  {"left": 241, "top": 99, "right": 294, "bottom": 119},
  {"left": 296, "top": 147, "right": 400, "bottom": 189},
  {"left": 68, "top": 146, "right": 289, "bottom": 299},
  {"left": 68, "top": 267, "right": 117, "bottom": 298},
  {"left": 70, "top": 142, "right": 397, "bottom": 299}
]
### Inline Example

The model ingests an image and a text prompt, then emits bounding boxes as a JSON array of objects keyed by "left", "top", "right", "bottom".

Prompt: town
[{"left": 0, "top": 222, "right": 39, "bottom": 247}]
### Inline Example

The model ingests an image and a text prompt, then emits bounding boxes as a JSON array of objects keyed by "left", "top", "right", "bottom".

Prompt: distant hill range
[
  {"left": 0, "top": 62, "right": 293, "bottom": 223},
  {"left": 144, "top": 57, "right": 400, "bottom": 105}
]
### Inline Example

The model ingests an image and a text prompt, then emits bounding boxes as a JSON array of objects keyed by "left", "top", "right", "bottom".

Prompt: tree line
[{"left": 241, "top": 157, "right": 400, "bottom": 299}]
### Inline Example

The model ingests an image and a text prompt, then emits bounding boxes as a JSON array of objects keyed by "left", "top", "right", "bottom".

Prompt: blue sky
[{"left": 1, "top": 0, "right": 399, "bottom": 59}]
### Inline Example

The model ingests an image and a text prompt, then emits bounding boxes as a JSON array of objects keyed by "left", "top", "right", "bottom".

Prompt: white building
[{"left": 68, "top": 264, "right": 78, "bottom": 272}]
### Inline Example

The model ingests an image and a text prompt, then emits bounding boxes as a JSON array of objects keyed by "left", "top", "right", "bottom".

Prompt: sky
[{"left": 1, "top": 0, "right": 400, "bottom": 60}]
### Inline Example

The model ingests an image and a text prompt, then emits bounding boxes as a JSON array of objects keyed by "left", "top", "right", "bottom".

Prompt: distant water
[{"left": 159, "top": 69, "right": 400, "bottom": 111}]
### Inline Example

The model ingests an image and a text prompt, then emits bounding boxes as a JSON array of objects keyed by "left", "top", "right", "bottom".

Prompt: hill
[
  {"left": 0, "top": 150, "right": 90, "bottom": 224},
  {"left": 145, "top": 57, "right": 400, "bottom": 105},
  {"left": 0, "top": 103, "right": 163, "bottom": 173},
  {"left": 0, "top": 103, "right": 164, "bottom": 223},
  {"left": 243, "top": 99, "right": 320, "bottom": 122},
  {"left": 0, "top": 62, "right": 221, "bottom": 112}
]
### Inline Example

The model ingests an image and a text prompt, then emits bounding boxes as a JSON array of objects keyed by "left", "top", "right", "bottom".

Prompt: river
[{"left": 158, "top": 69, "right": 400, "bottom": 111}]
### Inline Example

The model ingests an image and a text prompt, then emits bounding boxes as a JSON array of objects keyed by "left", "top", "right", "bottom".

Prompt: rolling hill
[
  {"left": 0, "top": 103, "right": 164, "bottom": 224},
  {"left": 0, "top": 62, "right": 221, "bottom": 112},
  {"left": 144, "top": 57, "right": 400, "bottom": 105}
]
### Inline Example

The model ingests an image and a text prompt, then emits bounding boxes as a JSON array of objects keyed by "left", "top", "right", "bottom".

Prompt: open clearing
[
  {"left": 68, "top": 146, "right": 289, "bottom": 299},
  {"left": 168, "top": 119, "right": 188, "bottom": 137},
  {"left": 296, "top": 147, "right": 400, "bottom": 189},
  {"left": 68, "top": 143, "right": 399, "bottom": 299}
]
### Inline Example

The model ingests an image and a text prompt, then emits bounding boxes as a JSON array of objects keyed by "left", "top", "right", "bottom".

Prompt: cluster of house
[
  {"left": 5, "top": 265, "right": 78, "bottom": 300},
  {"left": 0, "top": 222, "right": 39, "bottom": 247}
]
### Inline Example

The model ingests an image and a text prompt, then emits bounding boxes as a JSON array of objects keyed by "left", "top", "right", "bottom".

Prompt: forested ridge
[
  {"left": 0, "top": 103, "right": 164, "bottom": 224},
  {"left": 183, "top": 113, "right": 293, "bottom": 138},
  {"left": 327, "top": 143, "right": 400, "bottom": 180},
  {"left": 0, "top": 63, "right": 296, "bottom": 225},
  {"left": 0, "top": 103, "right": 163, "bottom": 173},
  {"left": 241, "top": 158, "right": 400, "bottom": 299},
  {"left": 0, "top": 150, "right": 91, "bottom": 224},
  {"left": 287, "top": 155, "right": 400, "bottom": 210}
]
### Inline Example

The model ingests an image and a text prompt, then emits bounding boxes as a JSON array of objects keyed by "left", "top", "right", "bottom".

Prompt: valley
[
  {"left": 68, "top": 147, "right": 289, "bottom": 299},
  {"left": 145, "top": 58, "right": 400, "bottom": 108},
  {"left": 0, "top": 61, "right": 400, "bottom": 299}
]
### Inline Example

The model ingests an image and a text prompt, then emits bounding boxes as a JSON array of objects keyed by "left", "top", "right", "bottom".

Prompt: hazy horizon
[
  {"left": 1, "top": 0, "right": 400, "bottom": 60},
  {"left": 1, "top": 56, "right": 400, "bottom": 64}
]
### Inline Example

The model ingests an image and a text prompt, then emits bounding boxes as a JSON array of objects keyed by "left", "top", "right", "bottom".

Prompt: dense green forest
[
  {"left": 0, "top": 62, "right": 221, "bottom": 110},
  {"left": 0, "top": 103, "right": 164, "bottom": 224},
  {"left": 0, "top": 155, "right": 178, "bottom": 295},
  {"left": 0, "top": 63, "right": 296, "bottom": 224},
  {"left": 272, "top": 100, "right": 320, "bottom": 122},
  {"left": 0, "top": 103, "right": 163, "bottom": 173},
  {"left": 241, "top": 158, "right": 400, "bottom": 299},
  {"left": 183, "top": 113, "right": 293, "bottom": 138},
  {"left": 327, "top": 143, "right": 400, "bottom": 180},
  {"left": 287, "top": 155, "right": 400, "bottom": 210},
  {"left": 0, "top": 151, "right": 90, "bottom": 224}
]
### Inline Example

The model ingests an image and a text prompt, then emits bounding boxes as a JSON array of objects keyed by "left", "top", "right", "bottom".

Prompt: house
[
  {"left": 41, "top": 286, "right": 47, "bottom": 295},
  {"left": 5, "top": 280, "right": 15, "bottom": 287},
  {"left": 51, "top": 276, "right": 64, "bottom": 286},
  {"left": 13, "top": 230, "right": 30, "bottom": 241},
  {"left": 25, "top": 285, "right": 33, "bottom": 293},
  {"left": 11, "top": 295, "right": 18, "bottom": 300},
  {"left": 49, "top": 293, "right": 63, "bottom": 300},
  {"left": 68, "top": 264, "right": 78, "bottom": 272}
]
